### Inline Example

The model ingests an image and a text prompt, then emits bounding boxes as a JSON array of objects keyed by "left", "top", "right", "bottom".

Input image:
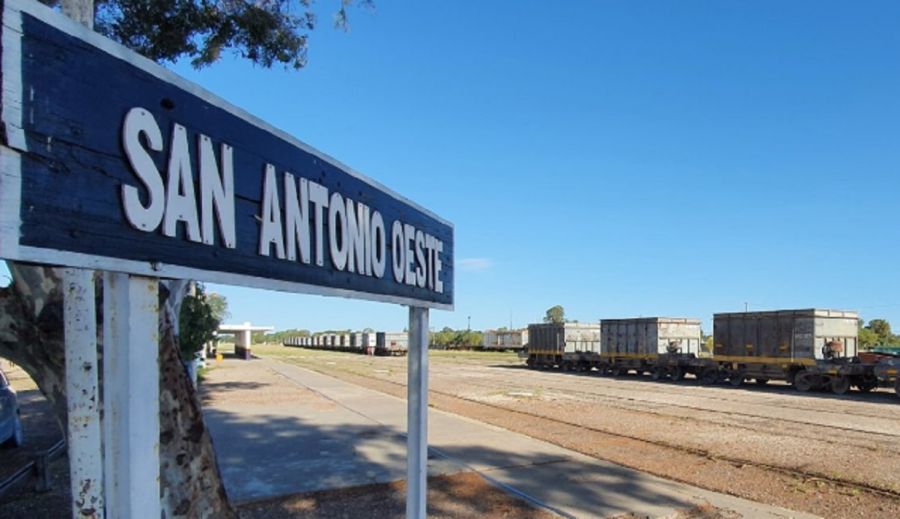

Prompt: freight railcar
[
  {"left": 874, "top": 358, "right": 899, "bottom": 397},
  {"left": 711, "top": 309, "right": 873, "bottom": 393},
  {"left": 524, "top": 322, "right": 601, "bottom": 369},
  {"left": 376, "top": 332, "right": 409, "bottom": 356},
  {"left": 600, "top": 317, "right": 703, "bottom": 379},
  {"left": 522, "top": 308, "right": 895, "bottom": 399},
  {"left": 483, "top": 329, "right": 529, "bottom": 351}
]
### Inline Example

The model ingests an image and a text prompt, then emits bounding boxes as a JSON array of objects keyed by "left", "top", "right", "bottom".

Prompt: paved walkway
[{"left": 202, "top": 357, "right": 817, "bottom": 518}]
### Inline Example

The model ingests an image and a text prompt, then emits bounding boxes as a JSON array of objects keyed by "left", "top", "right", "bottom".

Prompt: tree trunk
[{"left": 0, "top": 263, "right": 236, "bottom": 518}]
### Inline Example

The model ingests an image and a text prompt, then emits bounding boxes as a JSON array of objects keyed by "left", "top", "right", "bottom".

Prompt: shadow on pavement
[{"left": 204, "top": 376, "right": 696, "bottom": 517}]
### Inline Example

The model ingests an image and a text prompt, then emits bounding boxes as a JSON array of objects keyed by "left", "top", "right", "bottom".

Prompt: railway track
[
  {"left": 435, "top": 385, "right": 900, "bottom": 501},
  {"left": 447, "top": 369, "right": 900, "bottom": 442},
  {"left": 0, "top": 440, "right": 65, "bottom": 498},
  {"left": 305, "top": 361, "right": 900, "bottom": 501},
  {"left": 470, "top": 363, "right": 900, "bottom": 421}
]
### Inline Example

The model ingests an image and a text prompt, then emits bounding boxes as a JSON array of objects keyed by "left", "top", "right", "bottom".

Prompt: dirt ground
[
  {"left": 0, "top": 362, "right": 67, "bottom": 519},
  {"left": 253, "top": 344, "right": 900, "bottom": 519},
  {"left": 5, "top": 347, "right": 900, "bottom": 518},
  {"left": 0, "top": 359, "right": 564, "bottom": 518},
  {"left": 238, "top": 472, "right": 556, "bottom": 519}
]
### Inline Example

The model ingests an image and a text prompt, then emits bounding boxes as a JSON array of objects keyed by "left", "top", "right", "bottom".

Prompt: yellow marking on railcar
[
  {"left": 600, "top": 353, "right": 659, "bottom": 360},
  {"left": 713, "top": 355, "right": 817, "bottom": 366}
]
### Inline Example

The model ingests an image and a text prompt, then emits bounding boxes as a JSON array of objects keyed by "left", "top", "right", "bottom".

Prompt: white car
[{"left": 0, "top": 368, "right": 23, "bottom": 448}]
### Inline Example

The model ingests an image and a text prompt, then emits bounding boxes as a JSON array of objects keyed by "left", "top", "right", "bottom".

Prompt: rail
[{"left": 0, "top": 439, "right": 66, "bottom": 498}]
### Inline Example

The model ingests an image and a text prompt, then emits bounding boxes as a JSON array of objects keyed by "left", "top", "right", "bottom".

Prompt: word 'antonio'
[
  {"left": 258, "top": 166, "right": 445, "bottom": 293},
  {"left": 118, "top": 107, "right": 445, "bottom": 294}
]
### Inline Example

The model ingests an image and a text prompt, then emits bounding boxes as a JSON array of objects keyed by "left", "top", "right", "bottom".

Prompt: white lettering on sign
[
  {"left": 283, "top": 173, "right": 311, "bottom": 264},
  {"left": 121, "top": 108, "right": 164, "bottom": 231},
  {"left": 199, "top": 136, "right": 236, "bottom": 248},
  {"left": 259, "top": 164, "right": 285, "bottom": 258},
  {"left": 370, "top": 211, "right": 387, "bottom": 279},
  {"left": 121, "top": 107, "right": 236, "bottom": 248},
  {"left": 119, "top": 107, "right": 444, "bottom": 294},
  {"left": 329, "top": 192, "right": 348, "bottom": 270},
  {"left": 390, "top": 219, "right": 443, "bottom": 292}
]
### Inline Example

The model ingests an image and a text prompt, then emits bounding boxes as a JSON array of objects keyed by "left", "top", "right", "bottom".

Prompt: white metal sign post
[
  {"left": 0, "top": 1, "right": 453, "bottom": 517},
  {"left": 407, "top": 307, "right": 430, "bottom": 518},
  {"left": 62, "top": 268, "right": 104, "bottom": 517},
  {"left": 102, "top": 273, "right": 160, "bottom": 519}
]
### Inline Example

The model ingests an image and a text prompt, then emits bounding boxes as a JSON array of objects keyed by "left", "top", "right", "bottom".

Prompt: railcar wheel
[
  {"left": 699, "top": 368, "right": 718, "bottom": 385},
  {"left": 895, "top": 379, "right": 900, "bottom": 398},
  {"left": 729, "top": 374, "right": 744, "bottom": 387},
  {"left": 672, "top": 366, "right": 686, "bottom": 382},
  {"left": 651, "top": 368, "right": 665, "bottom": 381},
  {"left": 755, "top": 378, "right": 769, "bottom": 386},
  {"left": 830, "top": 375, "right": 851, "bottom": 395},
  {"left": 794, "top": 372, "right": 813, "bottom": 392},
  {"left": 526, "top": 357, "right": 535, "bottom": 369},
  {"left": 611, "top": 366, "right": 624, "bottom": 377},
  {"left": 856, "top": 378, "right": 878, "bottom": 393}
]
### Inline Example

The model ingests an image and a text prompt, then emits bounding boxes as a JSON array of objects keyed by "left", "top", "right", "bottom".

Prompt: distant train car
[
  {"left": 376, "top": 332, "right": 408, "bottom": 356},
  {"left": 525, "top": 322, "right": 601, "bottom": 369},
  {"left": 483, "top": 329, "right": 529, "bottom": 351},
  {"left": 352, "top": 332, "right": 375, "bottom": 354},
  {"left": 601, "top": 317, "right": 702, "bottom": 379},
  {"left": 349, "top": 333, "right": 362, "bottom": 352},
  {"left": 712, "top": 309, "right": 872, "bottom": 392}
]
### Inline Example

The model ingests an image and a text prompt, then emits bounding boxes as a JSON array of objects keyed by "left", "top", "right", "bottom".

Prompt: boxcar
[
  {"left": 712, "top": 309, "right": 875, "bottom": 393},
  {"left": 600, "top": 317, "right": 702, "bottom": 379},
  {"left": 525, "top": 322, "right": 601, "bottom": 370},
  {"left": 376, "top": 332, "right": 408, "bottom": 356},
  {"left": 483, "top": 329, "right": 529, "bottom": 351}
]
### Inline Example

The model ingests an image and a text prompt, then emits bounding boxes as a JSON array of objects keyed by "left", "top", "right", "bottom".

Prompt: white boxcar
[
  {"left": 483, "top": 329, "right": 529, "bottom": 351},
  {"left": 601, "top": 318, "right": 702, "bottom": 356},
  {"left": 376, "top": 332, "right": 408, "bottom": 355}
]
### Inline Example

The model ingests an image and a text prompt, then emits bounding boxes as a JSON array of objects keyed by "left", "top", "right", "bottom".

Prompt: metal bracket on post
[
  {"left": 407, "top": 306, "right": 429, "bottom": 519},
  {"left": 102, "top": 273, "right": 160, "bottom": 519},
  {"left": 63, "top": 268, "right": 104, "bottom": 519}
]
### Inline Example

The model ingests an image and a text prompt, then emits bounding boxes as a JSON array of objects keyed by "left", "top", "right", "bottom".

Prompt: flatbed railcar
[{"left": 869, "top": 353, "right": 899, "bottom": 397}]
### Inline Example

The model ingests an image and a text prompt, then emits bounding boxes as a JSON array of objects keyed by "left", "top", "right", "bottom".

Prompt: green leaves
[
  {"left": 543, "top": 305, "right": 565, "bottom": 324},
  {"left": 90, "top": 1, "right": 368, "bottom": 69},
  {"left": 859, "top": 318, "right": 896, "bottom": 349},
  {"left": 178, "top": 283, "right": 227, "bottom": 360}
]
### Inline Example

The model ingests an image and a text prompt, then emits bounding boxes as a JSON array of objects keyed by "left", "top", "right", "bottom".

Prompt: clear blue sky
[{"left": 151, "top": 1, "right": 898, "bottom": 333}]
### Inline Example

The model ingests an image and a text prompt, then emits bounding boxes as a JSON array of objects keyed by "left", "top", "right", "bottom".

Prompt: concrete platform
[{"left": 202, "top": 357, "right": 817, "bottom": 518}]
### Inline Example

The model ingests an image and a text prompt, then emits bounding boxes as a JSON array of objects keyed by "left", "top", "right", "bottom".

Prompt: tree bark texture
[{"left": 0, "top": 263, "right": 236, "bottom": 518}]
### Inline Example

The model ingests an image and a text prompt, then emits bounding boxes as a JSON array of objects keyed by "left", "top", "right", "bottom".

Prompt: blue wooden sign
[{"left": 0, "top": 0, "right": 453, "bottom": 309}]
